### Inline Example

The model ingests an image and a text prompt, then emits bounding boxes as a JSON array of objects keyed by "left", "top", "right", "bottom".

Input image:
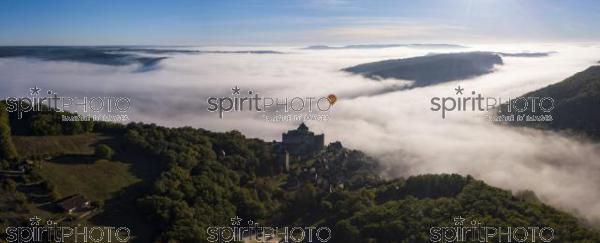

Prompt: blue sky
[{"left": 1, "top": 0, "right": 599, "bottom": 45}]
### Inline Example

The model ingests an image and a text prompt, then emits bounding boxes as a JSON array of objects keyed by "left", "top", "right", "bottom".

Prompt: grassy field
[
  {"left": 37, "top": 159, "right": 141, "bottom": 202},
  {"left": 12, "top": 133, "right": 141, "bottom": 201},
  {"left": 7, "top": 133, "right": 165, "bottom": 242}
]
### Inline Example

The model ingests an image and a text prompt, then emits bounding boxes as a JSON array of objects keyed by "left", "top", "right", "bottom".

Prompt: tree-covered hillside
[
  {"left": 0, "top": 102, "right": 17, "bottom": 159},
  {"left": 1, "top": 102, "right": 600, "bottom": 242},
  {"left": 498, "top": 65, "right": 600, "bottom": 139}
]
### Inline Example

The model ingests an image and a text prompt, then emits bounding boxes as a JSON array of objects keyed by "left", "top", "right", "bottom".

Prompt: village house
[{"left": 55, "top": 194, "right": 90, "bottom": 214}]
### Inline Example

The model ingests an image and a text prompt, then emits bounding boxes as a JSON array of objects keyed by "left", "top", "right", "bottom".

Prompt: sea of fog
[{"left": 1, "top": 43, "right": 600, "bottom": 222}]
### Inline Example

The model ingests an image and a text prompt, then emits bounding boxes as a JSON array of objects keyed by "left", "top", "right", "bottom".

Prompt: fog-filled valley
[{"left": 2, "top": 42, "right": 600, "bottom": 223}]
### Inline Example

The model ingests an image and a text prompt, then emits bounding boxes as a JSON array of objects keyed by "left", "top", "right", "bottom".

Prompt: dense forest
[{"left": 1, "top": 101, "right": 600, "bottom": 242}]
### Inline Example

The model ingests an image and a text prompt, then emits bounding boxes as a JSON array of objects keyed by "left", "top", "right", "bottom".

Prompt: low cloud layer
[{"left": 1, "top": 43, "right": 600, "bottom": 221}]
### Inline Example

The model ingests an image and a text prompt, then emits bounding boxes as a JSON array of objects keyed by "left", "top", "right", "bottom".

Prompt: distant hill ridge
[
  {"left": 343, "top": 52, "right": 503, "bottom": 88},
  {"left": 0, "top": 46, "right": 283, "bottom": 71},
  {"left": 303, "top": 43, "right": 467, "bottom": 49}
]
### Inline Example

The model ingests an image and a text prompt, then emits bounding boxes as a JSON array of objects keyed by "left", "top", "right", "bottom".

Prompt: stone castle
[{"left": 275, "top": 123, "right": 325, "bottom": 171}]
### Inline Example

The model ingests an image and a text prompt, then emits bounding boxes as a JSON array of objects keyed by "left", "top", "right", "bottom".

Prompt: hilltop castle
[
  {"left": 275, "top": 123, "right": 325, "bottom": 171},
  {"left": 282, "top": 123, "right": 324, "bottom": 156}
]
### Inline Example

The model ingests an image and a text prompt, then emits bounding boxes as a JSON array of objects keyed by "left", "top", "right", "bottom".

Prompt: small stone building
[{"left": 55, "top": 194, "right": 90, "bottom": 214}]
